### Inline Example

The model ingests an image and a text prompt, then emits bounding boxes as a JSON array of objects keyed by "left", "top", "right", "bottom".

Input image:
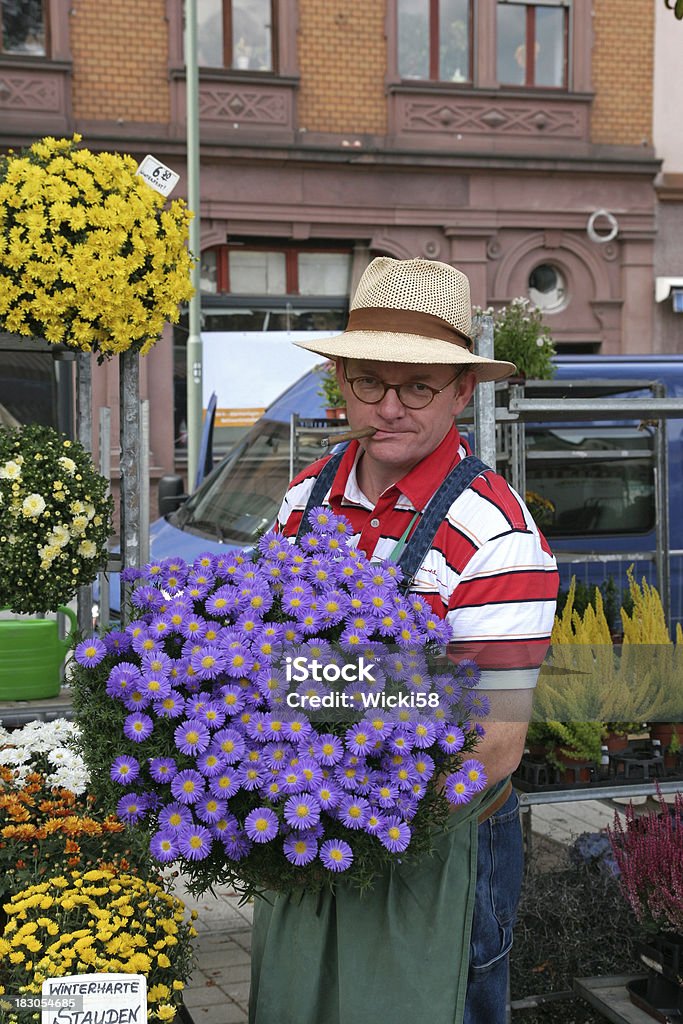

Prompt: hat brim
[{"left": 294, "top": 331, "right": 516, "bottom": 383}]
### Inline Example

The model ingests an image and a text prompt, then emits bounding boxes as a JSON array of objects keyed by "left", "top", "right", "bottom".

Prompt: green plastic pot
[{"left": 0, "top": 607, "right": 78, "bottom": 701}]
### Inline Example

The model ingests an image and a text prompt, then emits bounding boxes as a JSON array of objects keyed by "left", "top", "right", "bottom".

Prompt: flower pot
[
  {"left": 605, "top": 732, "right": 631, "bottom": 754},
  {"left": 553, "top": 750, "right": 596, "bottom": 784},
  {"left": 649, "top": 723, "right": 682, "bottom": 770},
  {"left": 325, "top": 407, "right": 347, "bottom": 421},
  {"left": 0, "top": 607, "right": 78, "bottom": 700}
]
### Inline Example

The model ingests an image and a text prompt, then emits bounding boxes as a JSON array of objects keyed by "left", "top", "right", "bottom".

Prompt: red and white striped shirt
[{"left": 277, "top": 425, "right": 559, "bottom": 689}]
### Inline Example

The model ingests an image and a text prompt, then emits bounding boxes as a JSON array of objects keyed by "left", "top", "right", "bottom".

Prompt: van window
[
  {"left": 173, "top": 419, "right": 325, "bottom": 545},
  {"left": 525, "top": 427, "right": 655, "bottom": 537}
]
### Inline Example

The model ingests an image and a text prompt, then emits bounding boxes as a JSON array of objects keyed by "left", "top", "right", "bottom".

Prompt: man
[{"left": 249, "top": 257, "right": 559, "bottom": 1024}]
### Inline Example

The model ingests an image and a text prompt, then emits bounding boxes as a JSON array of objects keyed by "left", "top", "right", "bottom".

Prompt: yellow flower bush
[
  {"left": 0, "top": 870, "right": 197, "bottom": 1023},
  {"left": 0, "top": 135, "right": 194, "bottom": 356},
  {"left": 0, "top": 424, "right": 113, "bottom": 613}
]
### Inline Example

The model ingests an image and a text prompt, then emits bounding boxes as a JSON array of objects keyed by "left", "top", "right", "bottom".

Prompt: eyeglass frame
[{"left": 341, "top": 360, "right": 466, "bottom": 409}]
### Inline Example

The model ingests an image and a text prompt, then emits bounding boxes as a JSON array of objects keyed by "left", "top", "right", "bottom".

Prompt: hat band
[{"left": 345, "top": 307, "right": 472, "bottom": 351}]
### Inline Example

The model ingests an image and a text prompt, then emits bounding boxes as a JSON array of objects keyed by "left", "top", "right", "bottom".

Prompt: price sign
[
  {"left": 135, "top": 155, "right": 180, "bottom": 197},
  {"left": 41, "top": 973, "right": 146, "bottom": 1024}
]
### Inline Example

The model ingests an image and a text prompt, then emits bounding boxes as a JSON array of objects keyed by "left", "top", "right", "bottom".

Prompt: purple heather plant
[
  {"left": 608, "top": 788, "right": 683, "bottom": 934},
  {"left": 72, "top": 508, "right": 488, "bottom": 898}
]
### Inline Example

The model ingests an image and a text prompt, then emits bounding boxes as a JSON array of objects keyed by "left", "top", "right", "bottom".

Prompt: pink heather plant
[{"left": 608, "top": 788, "right": 683, "bottom": 935}]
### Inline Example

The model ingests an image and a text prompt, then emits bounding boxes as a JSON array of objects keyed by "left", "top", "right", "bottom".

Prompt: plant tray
[{"left": 628, "top": 976, "right": 683, "bottom": 1022}]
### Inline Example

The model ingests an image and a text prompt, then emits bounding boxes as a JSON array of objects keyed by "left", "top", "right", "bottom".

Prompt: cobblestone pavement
[{"left": 172, "top": 875, "right": 252, "bottom": 1024}]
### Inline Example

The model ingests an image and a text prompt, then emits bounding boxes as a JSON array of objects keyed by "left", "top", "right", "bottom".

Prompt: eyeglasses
[{"left": 342, "top": 363, "right": 464, "bottom": 410}]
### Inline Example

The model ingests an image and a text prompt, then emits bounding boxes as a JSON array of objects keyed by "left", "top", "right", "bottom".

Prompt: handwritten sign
[
  {"left": 135, "top": 154, "right": 179, "bottom": 197},
  {"left": 42, "top": 973, "right": 146, "bottom": 1024}
]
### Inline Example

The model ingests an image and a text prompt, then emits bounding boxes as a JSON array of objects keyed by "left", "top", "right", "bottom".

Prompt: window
[
  {"left": 200, "top": 245, "right": 352, "bottom": 297},
  {"left": 0, "top": 0, "right": 45, "bottom": 56},
  {"left": 525, "top": 428, "right": 655, "bottom": 537},
  {"left": 195, "top": 0, "right": 275, "bottom": 71},
  {"left": 497, "top": 1, "right": 568, "bottom": 88},
  {"left": 398, "top": 0, "right": 471, "bottom": 83},
  {"left": 528, "top": 264, "right": 567, "bottom": 312}
]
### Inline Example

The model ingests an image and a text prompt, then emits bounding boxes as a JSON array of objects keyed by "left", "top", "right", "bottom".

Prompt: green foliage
[
  {"left": 474, "top": 297, "right": 556, "bottom": 379},
  {"left": 664, "top": 0, "right": 683, "bottom": 20},
  {"left": 526, "top": 720, "right": 604, "bottom": 767},
  {"left": 316, "top": 361, "right": 346, "bottom": 409},
  {"left": 556, "top": 577, "right": 620, "bottom": 633}
]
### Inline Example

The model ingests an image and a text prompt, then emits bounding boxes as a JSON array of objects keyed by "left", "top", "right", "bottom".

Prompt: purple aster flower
[
  {"left": 194, "top": 701, "right": 227, "bottom": 730},
  {"left": 306, "top": 506, "right": 338, "bottom": 534},
  {"left": 196, "top": 750, "right": 226, "bottom": 778},
  {"left": 280, "top": 765, "right": 304, "bottom": 794},
  {"left": 190, "top": 645, "right": 227, "bottom": 681},
  {"left": 210, "top": 813, "right": 239, "bottom": 839},
  {"left": 364, "top": 808, "right": 385, "bottom": 835},
  {"left": 338, "top": 795, "right": 370, "bottom": 830},
  {"left": 195, "top": 795, "right": 228, "bottom": 824},
  {"left": 174, "top": 719, "right": 211, "bottom": 756},
  {"left": 121, "top": 566, "right": 144, "bottom": 583},
  {"left": 264, "top": 742, "right": 294, "bottom": 770},
  {"left": 211, "top": 727, "right": 246, "bottom": 764},
  {"left": 110, "top": 755, "right": 140, "bottom": 785},
  {"left": 313, "top": 733, "right": 344, "bottom": 766},
  {"left": 238, "top": 764, "right": 267, "bottom": 791},
  {"left": 284, "top": 793, "right": 321, "bottom": 830},
  {"left": 379, "top": 816, "right": 411, "bottom": 853},
  {"left": 444, "top": 771, "right": 475, "bottom": 806},
  {"left": 345, "top": 723, "right": 376, "bottom": 757},
  {"left": 460, "top": 759, "right": 488, "bottom": 793},
  {"left": 373, "top": 781, "right": 399, "bottom": 808},
  {"left": 339, "top": 624, "right": 370, "bottom": 651},
  {"left": 392, "top": 760, "right": 418, "bottom": 791},
  {"left": 297, "top": 756, "right": 324, "bottom": 790},
  {"left": 139, "top": 672, "right": 172, "bottom": 702},
  {"left": 209, "top": 770, "right": 240, "bottom": 799},
  {"left": 462, "top": 690, "right": 491, "bottom": 719},
  {"left": 315, "top": 780, "right": 341, "bottom": 810},
  {"left": 282, "top": 716, "right": 312, "bottom": 745},
  {"left": 412, "top": 752, "right": 436, "bottom": 781},
  {"left": 159, "top": 802, "right": 193, "bottom": 831},
  {"left": 103, "top": 630, "right": 132, "bottom": 655},
  {"left": 116, "top": 792, "right": 148, "bottom": 824},
  {"left": 180, "top": 614, "right": 208, "bottom": 641},
  {"left": 455, "top": 658, "right": 482, "bottom": 687},
  {"left": 283, "top": 831, "right": 318, "bottom": 866},
  {"left": 148, "top": 757, "right": 178, "bottom": 783},
  {"left": 178, "top": 823, "right": 213, "bottom": 860},
  {"left": 122, "top": 686, "right": 151, "bottom": 712},
  {"left": 106, "top": 662, "right": 142, "bottom": 699},
  {"left": 244, "top": 807, "right": 279, "bottom": 843},
  {"left": 152, "top": 690, "right": 185, "bottom": 719},
  {"left": 335, "top": 760, "right": 364, "bottom": 792},
  {"left": 387, "top": 729, "right": 412, "bottom": 755},
  {"left": 319, "top": 838, "right": 353, "bottom": 872},
  {"left": 130, "top": 629, "right": 159, "bottom": 657},
  {"left": 222, "top": 828, "right": 252, "bottom": 860},
  {"left": 170, "top": 769, "right": 206, "bottom": 804},
  {"left": 75, "top": 637, "right": 107, "bottom": 667},
  {"left": 258, "top": 530, "right": 288, "bottom": 556},
  {"left": 438, "top": 724, "right": 466, "bottom": 754},
  {"left": 474, "top": 722, "right": 486, "bottom": 737},
  {"left": 123, "top": 712, "right": 154, "bottom": 743},
  {"left": 408, "top": 719, "right": 438, "bottom": 749},
  {"left": 141, "top": 650, "right": 172, "bottom": 676},
  {"left": 150, "top": 830, "right": 179, "bottom": 863}
]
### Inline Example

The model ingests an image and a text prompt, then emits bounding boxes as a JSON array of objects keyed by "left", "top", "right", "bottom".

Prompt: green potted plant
[
  {"left": 474, "top": 297, "right": 556, "bottom": 380},
  {"left": 316, "top": 360, "right": 347, "bottom": 419},
  {"left": 0, "top": 423, "right": 113, "bottom": 700}
]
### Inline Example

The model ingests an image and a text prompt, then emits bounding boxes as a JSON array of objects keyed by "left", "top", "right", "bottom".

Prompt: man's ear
[
  {"left": 452, "top": 370, "right": 477, "bottom": 415},
  {"left": 335, "top": 358, "right": 347, "bottom": 394}
]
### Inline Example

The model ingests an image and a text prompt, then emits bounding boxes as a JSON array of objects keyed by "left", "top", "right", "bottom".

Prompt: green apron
[{"left": 249, "top": 782, "right": 506, "bottom": 1024}]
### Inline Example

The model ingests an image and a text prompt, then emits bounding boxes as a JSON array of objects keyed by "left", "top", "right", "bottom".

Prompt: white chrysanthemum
[
  {"left": 84, "top": 503, "right": 96, "bottom": 520},
  {"left": 49, "top": 523, "right": 71, "bottom": 548},
  {"left": 70, "top": 515, "right": 88, "bottom": 535},
  {"left": 58, "top": 456, "right": 77, "bottom": 474},
  {"left": 0, "top": 459, "right": 22, "bottom": 480},
  {"left": 0, "top": 747, "right": 30, "bottom": 766},
  {"left": 78, "top": 538, "right": 97, "bottom": 558},
  {"left": 21, "top": 492, "right": 46, "bottom": 518},
  {"left": 70, "top": 500, "right": 86, "bottom": 515}
]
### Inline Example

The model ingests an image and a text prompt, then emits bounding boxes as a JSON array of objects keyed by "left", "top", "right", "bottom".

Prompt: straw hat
[{"left": 294, "top": 257, "right": 515, "bottom": 383}]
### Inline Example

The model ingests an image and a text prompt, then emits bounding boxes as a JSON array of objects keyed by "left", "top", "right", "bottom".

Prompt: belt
[{"left": 477, "top": 780, "right": 514, "bottom": 825}]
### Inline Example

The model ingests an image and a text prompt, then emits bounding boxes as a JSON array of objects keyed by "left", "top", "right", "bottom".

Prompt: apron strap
[
  {"left": 295, "top": 446, "right": 348, "bottom": 544},
  {"left": 396, "top": 455, "right": 491, "bottom": 593}
]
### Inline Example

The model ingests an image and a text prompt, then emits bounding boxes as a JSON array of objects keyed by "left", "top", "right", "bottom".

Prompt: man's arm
[{"left": 465, "top": 688, "right": 534, "bottom": 789}]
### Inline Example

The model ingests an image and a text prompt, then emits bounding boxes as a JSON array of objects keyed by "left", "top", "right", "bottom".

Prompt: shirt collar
[{"left": 328, "top": 424, "right": 464, "bottom": 510}]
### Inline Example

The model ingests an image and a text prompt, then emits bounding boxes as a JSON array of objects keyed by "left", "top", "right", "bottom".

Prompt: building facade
[{"left": 0, "top": 0, "right": 663, "bottom": 497}]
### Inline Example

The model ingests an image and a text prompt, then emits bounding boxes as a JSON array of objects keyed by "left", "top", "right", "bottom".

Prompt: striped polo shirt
[{"left": 277, "top": 424, "right": 559, "bottom": 689}]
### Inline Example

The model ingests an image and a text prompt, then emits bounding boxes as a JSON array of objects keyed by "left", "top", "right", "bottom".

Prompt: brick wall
[
  {"left": 297, "top": 0, "right": 386, "bottom": 134},
  {"left": 591, "top": 0, "right": 654, "bottom": 146},
  {"left": 70, "top": 0, "right": 170, "bottom": 123}
]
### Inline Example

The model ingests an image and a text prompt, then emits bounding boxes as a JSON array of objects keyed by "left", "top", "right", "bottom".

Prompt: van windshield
[
  {"left": 525, "top": 426, "right": 656, "bottom": 537},
  {"left": 172, "top": 418, "right": 329, "bottom": 545}
]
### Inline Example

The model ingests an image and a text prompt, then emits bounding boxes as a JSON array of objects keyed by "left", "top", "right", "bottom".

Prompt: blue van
[{"left": 106, "top": 355, "right": 683, "bottom": 629}]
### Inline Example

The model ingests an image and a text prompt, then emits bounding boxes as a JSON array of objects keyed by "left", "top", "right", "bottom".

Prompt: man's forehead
[{"left": 344, "top": 359, "right": 453, "bottom": 378}]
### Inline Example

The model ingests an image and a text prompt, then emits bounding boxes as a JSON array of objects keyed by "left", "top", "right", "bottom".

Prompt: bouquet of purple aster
[{"left": 71, "top": 508, "right": 488, "bottom": 897}]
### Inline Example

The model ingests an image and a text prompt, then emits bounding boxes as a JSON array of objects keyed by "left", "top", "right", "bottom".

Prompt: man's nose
[{"left": 376, "top": 385, "right": 405, "bottom": 416}]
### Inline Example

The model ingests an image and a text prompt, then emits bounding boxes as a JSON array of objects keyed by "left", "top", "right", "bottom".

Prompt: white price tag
[{"left": 135, "top": 154, "right": 180, "bottom": 197}]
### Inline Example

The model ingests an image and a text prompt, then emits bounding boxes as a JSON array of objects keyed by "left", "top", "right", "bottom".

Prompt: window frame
[
  {"left": 195, "top": 0, "right": 278, "bottom": 73},
  {"left": 496, "top": 0, "right": 569, "bottom": 90},
  {"left": 397, "top": 0, "right": 473, "bottom": 85},
  {"left": 0, "top": 0, "right": 48, "bottom": 58},
  {"left": 202, "top": 243, "right": 354, "bottom": 296}
]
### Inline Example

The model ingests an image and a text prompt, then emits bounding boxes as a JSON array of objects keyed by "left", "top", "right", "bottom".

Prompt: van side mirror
[{"left": 158, "top": 474, "right": 188, "bottom": 516}]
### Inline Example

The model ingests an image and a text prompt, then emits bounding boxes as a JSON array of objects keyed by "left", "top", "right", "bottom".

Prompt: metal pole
[
  {"left": 139, "top": 399, "right": 151, "bottom": 566},
  {"left": 185, "top": 0, "right": 203, "bottom": 492},
  {"left": 75, "top": 353, "right": 93, "bottom": 633},
  {"left": 98, "top": 406, "right": 111, "bottom": 630},
  {"left": 119, "top": 350, "right": 141, "bottom": 623},
  {"left": 473, "top": 314, "right": 497, "bottom": 468},
  {"left": 653, "top": 382, "right": 671, "bottom": 626}
]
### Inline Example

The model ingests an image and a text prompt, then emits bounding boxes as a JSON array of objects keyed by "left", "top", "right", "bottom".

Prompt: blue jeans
[{"left": 463, "top": 788, "right": 524, "bottom": 1024}]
